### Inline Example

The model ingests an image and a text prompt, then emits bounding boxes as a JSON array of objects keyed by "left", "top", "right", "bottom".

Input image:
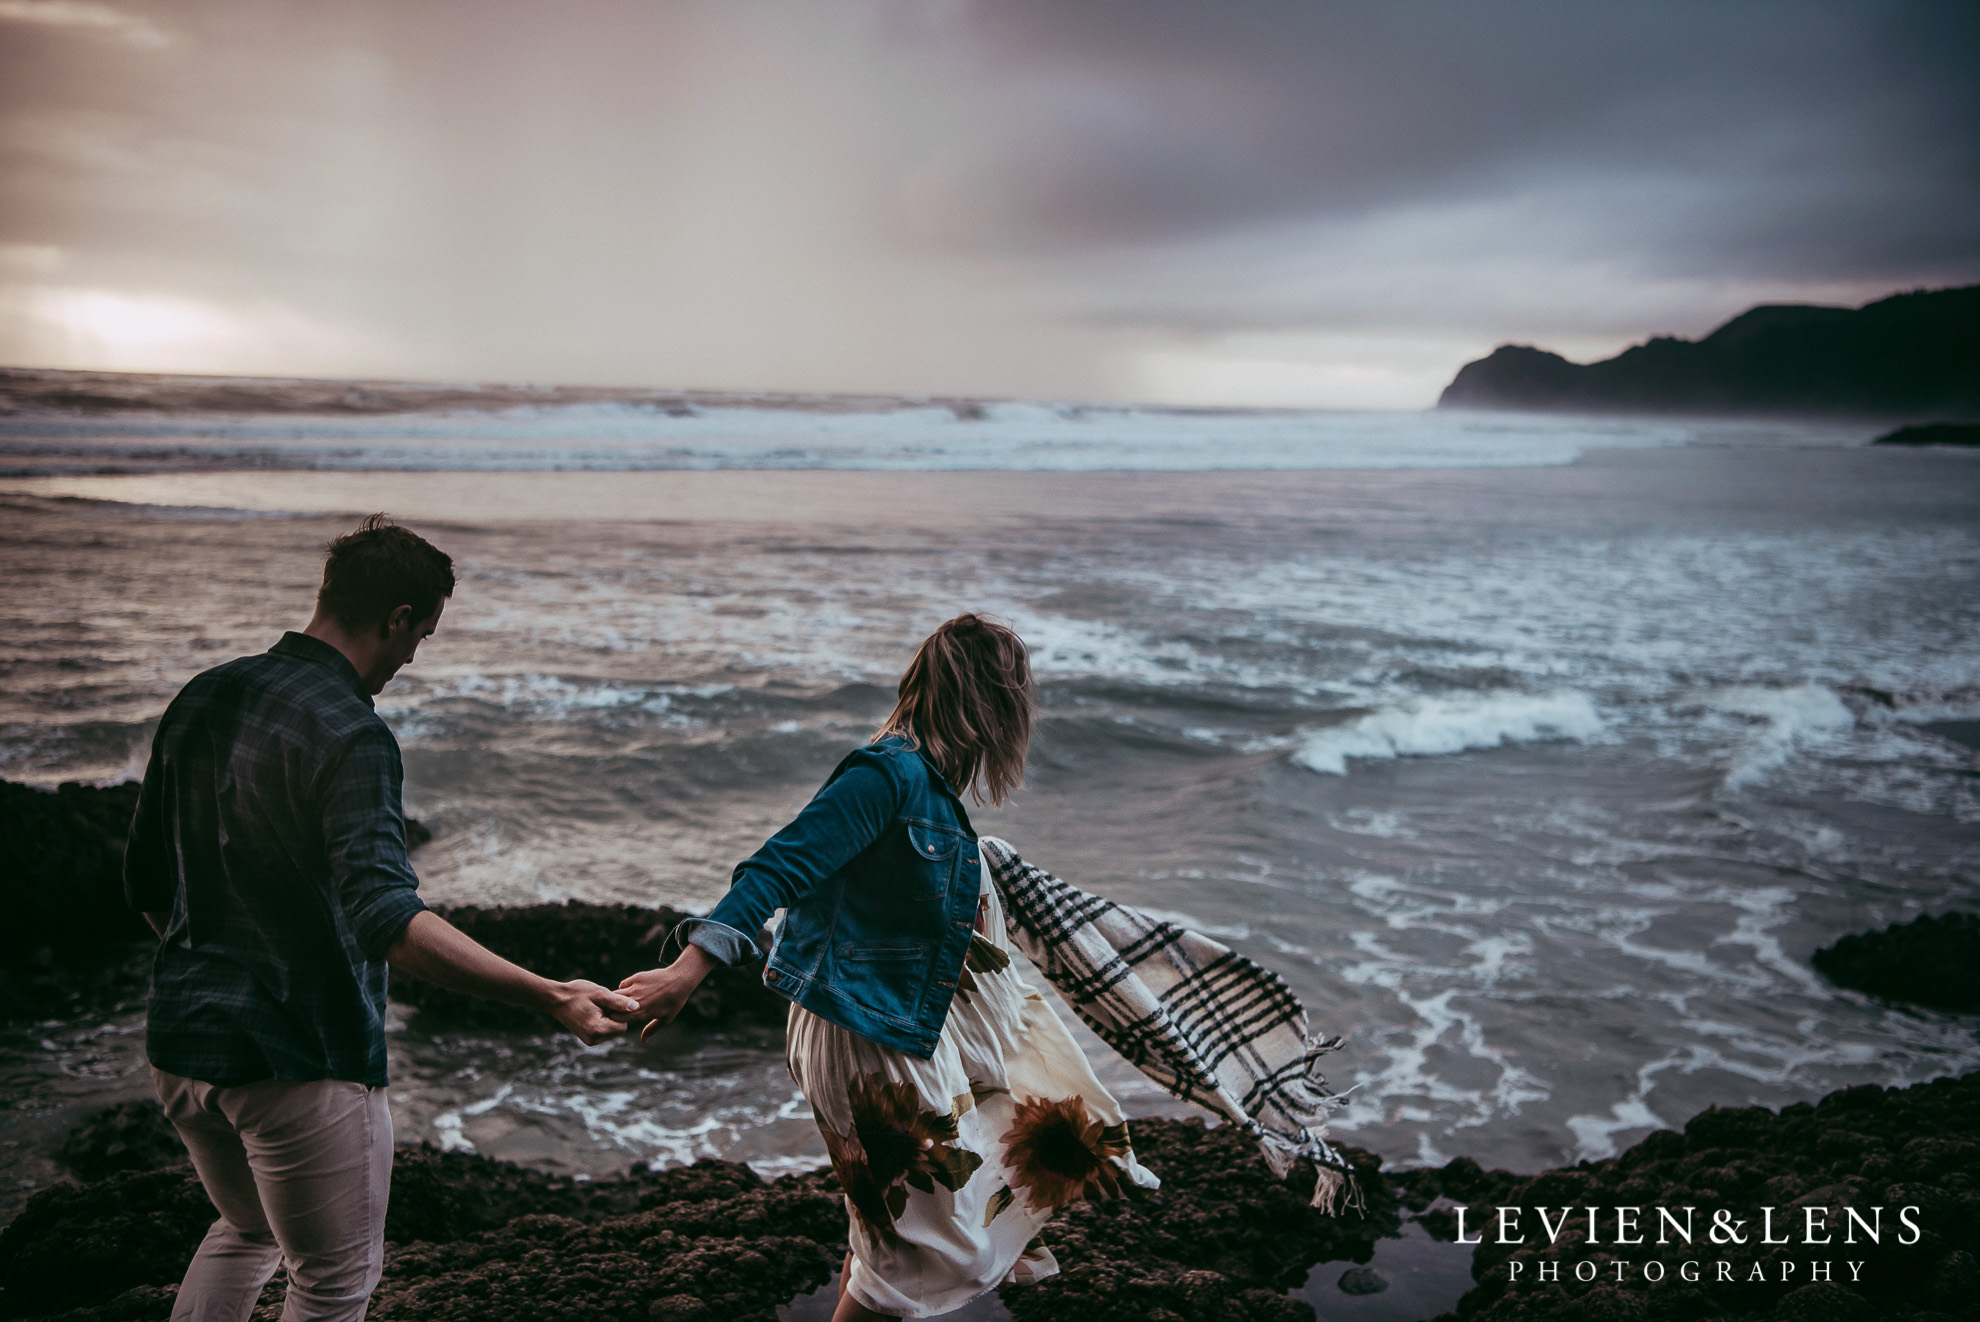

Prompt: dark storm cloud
[
  {"left": 936, "top": 0, "right": 1980, "bottom": 276},
  {"left": 0, "top": 0, "right": 1973, "bottom": 405}
]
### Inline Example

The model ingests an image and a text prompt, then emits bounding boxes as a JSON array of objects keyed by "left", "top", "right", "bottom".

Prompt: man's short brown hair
[{"left": 317, "top": 514, "right": 455, "bottom": 632}]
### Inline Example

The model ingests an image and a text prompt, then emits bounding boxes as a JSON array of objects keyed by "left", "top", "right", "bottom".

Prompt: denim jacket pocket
[
  {"left": 838, "top": 941, "right": 930, "bottom": 962},
  {"left": 905, "top": 822, "right": 961, "bottom": 860}
]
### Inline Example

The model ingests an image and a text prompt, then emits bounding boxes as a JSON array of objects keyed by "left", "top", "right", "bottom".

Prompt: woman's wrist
[
  {"left": 675, "top": 916, "right": 759, "bottom": 967},
  {"left": 674, "top": 943, "right": 720, "bottom": 979}
]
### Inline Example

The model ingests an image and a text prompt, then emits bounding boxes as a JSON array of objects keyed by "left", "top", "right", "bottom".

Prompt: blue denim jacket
[{"left": 677, "top": 734, "right": 981, "bottom": 1058}]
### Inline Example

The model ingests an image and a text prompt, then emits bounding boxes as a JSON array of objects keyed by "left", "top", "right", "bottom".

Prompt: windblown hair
[
  {"left": 876, "top": 614, "right": 1035, "bottom": 806},
  {"left": 317, "top": 513, "right": 456, "bottom": 633}
]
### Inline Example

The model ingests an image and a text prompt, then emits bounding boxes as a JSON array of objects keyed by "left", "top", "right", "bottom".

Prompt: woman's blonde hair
[{"left": 875, "top": 613, "right": 1034, "bottom": 805}]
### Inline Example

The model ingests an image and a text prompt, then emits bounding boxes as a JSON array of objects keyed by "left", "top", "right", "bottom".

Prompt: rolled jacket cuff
[{"left": 673, "top": 917, "right": 761, "bottom": 966}]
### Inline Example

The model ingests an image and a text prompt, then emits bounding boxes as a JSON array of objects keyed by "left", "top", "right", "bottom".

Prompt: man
[{"left": 123, "top": 513, "right": 636, "bottom": 1322}]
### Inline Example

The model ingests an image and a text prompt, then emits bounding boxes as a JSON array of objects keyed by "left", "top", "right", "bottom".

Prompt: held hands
[
  {"left": 537, "top": 946, "right": 722, "bottom": 1047},
  {"left": 618, "top": 944, "right": 720, "bottom": 1043},
  {"left": 384, "top": 911, "right": 640, "bottom": 1049},
  {"left": 543, "top": 979, "right": 641, "bottom": 1046}
]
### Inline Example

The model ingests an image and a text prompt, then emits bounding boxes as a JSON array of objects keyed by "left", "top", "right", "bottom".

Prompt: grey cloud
[
  {"left": 0, "top": 0, "right": 1973, "bottom": 404},
  {"left": 938, "top": 1, "right": 1979, "bottom": 256},
  {"left": 0, "top": 1, "right": 171, "bottom": 48},
  {"left": 873, "top": 0, "right": 1980, "bottom": 349}
]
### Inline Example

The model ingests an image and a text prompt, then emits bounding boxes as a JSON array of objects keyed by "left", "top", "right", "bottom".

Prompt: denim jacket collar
[{"left": 877, "top": 731, "right": 975, "bottom": 833}]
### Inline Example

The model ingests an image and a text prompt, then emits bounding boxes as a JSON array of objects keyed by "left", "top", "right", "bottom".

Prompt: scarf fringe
[
  {"left": 1254, "top": 1127, "right": 1362, "bottom": 1217},
  {"left": 1310, "top": 1164, "right": 1365, "bottom": 1216}
]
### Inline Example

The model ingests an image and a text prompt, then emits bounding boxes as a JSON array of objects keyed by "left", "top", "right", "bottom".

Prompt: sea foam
[
  {"left": 1292, "top": 691, "right": 1605, "bottom": 775},
  {"left": 0, "top": 399, "right": 1774, "bottom": 474},
  {"left": 1701, "top": 683, "right": 1855, "bottom": 789}
]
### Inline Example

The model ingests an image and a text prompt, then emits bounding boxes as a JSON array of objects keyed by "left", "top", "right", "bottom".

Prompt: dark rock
[
  {"left": 384, "top": 1145, "right": 628, "bottom": 1242},
  {"left": 1811, "top": 912, "right": 1980, "bottom": 1012},
  {"left": 22, "top": 1073, "right": 1980, "bottom": 1322},
  {"left": 373, "top": 1221, "right": 838, "bottom": 1322},
  {"left": 364, "top": 1162, "right": 848, "bottom": 1322},
  {"left": 384, "top": 1147, "right": 845, "bottom": 1247},
  {"left": 1874, "top": 423, "right": 1980, "bottom": 447},
  {"left": 0, "top": 780, "right": 148, "bottom": 955},
  {"left": 1337, "top": 1266, "right": 1388, "bottom": 1294},
  {"left": 998, "top": 1118, "right": 1401, "bottom": 1320},
  {"left": 56, "top": 1102, "right": 185, "bottom": 1182},
  {"left": 0, "top": 779, "right": 774, "bottom": 1033},
  {"left": 0, "top": 779, "right": 425, "bottom": 1022},
  {"left": 1436, "top": 1071, "right": 1980, "bottom": 1322},
  {"left": 0, "top": 780, "right": 154, "bottom": 1020},
  {"left": 14, "top": 1283, "right": 183, "bottom": 1321},
  {"left": 1002, "top": 1262, "right": 1313, "bottom": 1322},
  {"left": 0, "top": 1140, "right": 848, "bottom": 1321},
  {"left": 0, "top": 1165, "right": 216, "bottom": 1318},
  {"left": 390, "top": 901, "right": 787, "bottom": 1030},
  {"left": 11, "top": 1109, "right": 1393, "bottom": 1322},
  {"left": 1438, "top": 284, "right": 1980, "bottom": 417},
  {"left": 1770, "top": 1282, "right": 1874, "bottom": 1321}
]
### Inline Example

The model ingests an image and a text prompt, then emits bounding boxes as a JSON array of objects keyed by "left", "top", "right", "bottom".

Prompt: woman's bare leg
[{"left": 830, "top": 1248, "right": 897, "bottom": 1321}]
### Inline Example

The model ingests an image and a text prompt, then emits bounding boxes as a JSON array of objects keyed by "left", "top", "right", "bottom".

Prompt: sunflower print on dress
[
  {"left": 953, "top": 932, "right": 1010, "bottom": 1003},
  {"left": 820, "top": 1073, "right": 985, "bottom": 1244},
  {"left": 983, "top": 1095, "right": 1134, "bottom": 1224}
]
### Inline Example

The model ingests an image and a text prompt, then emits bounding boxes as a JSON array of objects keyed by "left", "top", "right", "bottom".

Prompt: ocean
[{"left": 2, "top": 386, "right": 1975, "bottom": 1226}]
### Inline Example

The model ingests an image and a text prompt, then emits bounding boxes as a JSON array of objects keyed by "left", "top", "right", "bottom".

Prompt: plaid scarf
[{"left": 981, "top": 838, "right": 1361, "bottom": 1214}]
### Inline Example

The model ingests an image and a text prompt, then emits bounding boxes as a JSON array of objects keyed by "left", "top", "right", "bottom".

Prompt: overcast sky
[{"left": 1, "top": 0, "right": 1974, "bottom": 407}]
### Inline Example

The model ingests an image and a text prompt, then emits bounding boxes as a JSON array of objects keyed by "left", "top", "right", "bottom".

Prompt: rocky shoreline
[
  {"left": 1398, "top": 1072, "right": 1980, "bottom": 1321},
  {"left": 1811, "top": 913, "right": 1980, "bottom": 1013},
  {"left": 0, "top": 781, "right": 153, "bottom": 1020},
  {"left": 5, "top": 779, "right": 1979, "bottom": 1319},
  {"left": 4, "top": 1073, "right": 1978, "bottom": 1321},
  {"left": 0, "top": 778, "right": 789, "bottom": 1034},
  {"left": 0, "top": 1115, "right": 848, "bottom": 1321}
]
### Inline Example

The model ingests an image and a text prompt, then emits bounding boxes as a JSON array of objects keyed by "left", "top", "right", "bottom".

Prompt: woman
[{"left": 619, "top": 613, "right": 1157, "bottom": 1320}]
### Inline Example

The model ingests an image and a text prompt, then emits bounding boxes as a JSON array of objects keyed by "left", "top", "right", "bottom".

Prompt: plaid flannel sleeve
[
  {"left": 122, "top": 724, "right": 173, "bottom": 916},
  {"left": 323, "top": 722, "right": 427, "bottom": 959}
]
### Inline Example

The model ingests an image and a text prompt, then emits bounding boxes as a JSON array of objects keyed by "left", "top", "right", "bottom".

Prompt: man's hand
[
  {"left": 544, "top": 979, "right": 636, "bottom": 1046},
  {"left": 619, "top": 944, "right": 720, "bottom": 1043},
  {"left": 387, "top": 910, "right": 640, "bottom": 1046}
]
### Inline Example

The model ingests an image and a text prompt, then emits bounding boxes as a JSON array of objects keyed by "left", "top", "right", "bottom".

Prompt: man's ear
[{"left": 382, "top": 604, "right": 415, "bottom": 638}]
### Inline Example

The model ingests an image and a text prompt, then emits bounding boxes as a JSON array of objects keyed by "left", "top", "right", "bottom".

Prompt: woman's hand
[
  {"left": 619, "top": 944, "right": 721, "bottom": 1043},
  {"left": 542, "top": 979, "right": 640, "bottom": 1046}
]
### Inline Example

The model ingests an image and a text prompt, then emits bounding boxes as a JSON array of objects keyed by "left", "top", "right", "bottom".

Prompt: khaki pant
[{"left": 153, "top": 1068, "right": 392, "bottom": 1322}]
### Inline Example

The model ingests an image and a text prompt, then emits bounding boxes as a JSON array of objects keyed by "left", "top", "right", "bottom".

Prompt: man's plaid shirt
[{"left": 124, "top": 631, "right": 427, "bottom": 1086}]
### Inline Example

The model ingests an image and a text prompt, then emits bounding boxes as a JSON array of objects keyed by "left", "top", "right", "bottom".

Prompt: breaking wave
[{"left": 1292, "top": 691, "right": 1606, "bottom": 775}]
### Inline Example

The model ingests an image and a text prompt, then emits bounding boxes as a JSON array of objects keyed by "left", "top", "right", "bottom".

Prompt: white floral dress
[{"left": 786, "top": 857, "right": 1161, "bottom": 1318}]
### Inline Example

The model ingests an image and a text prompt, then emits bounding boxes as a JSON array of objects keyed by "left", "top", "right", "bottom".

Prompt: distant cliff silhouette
[{"left": 1438, "top": 285, "right": 1980, "bottom": 417}]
